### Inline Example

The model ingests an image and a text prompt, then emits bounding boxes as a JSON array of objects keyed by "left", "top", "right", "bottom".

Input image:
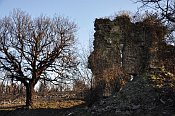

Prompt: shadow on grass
[{"left": 0, "top": 103, "right": 89, "bottom": 116}]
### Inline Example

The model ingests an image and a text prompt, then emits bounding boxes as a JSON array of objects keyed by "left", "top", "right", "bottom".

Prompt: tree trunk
[{"left": 26, "top": 82, "right": 35, "bottom": 107}]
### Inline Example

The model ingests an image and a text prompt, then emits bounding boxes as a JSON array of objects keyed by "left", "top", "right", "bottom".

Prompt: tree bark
[{"left": 26, "top": 82, "right": 35, "bottom": 107}]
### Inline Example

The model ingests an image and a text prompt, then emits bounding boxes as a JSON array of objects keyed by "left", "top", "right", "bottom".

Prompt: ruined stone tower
[{"left": 88, "top": 15, "right": 167, "bottom": 95}]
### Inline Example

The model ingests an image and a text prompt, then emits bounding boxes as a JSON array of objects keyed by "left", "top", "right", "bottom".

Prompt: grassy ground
[
  {"left": 0, "top": 100, "right": 90, "bottom": 116},
  {"left": 32, "top": 100, "right": 85, "bottom": 109}
]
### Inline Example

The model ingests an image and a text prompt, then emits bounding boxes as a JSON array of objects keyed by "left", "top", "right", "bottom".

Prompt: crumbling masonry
[{"left": 88, "top": 15, "right": 171, "bottom": 95}]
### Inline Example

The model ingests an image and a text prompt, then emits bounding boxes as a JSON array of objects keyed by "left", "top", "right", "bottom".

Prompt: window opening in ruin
[{"left": 119, "top": 43, "right": 124, "bottom": 66}]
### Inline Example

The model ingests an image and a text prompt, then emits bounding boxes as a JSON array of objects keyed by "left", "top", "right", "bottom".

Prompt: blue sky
[{"left": 0, "top": 0, "right": 140, "bottom": 50}]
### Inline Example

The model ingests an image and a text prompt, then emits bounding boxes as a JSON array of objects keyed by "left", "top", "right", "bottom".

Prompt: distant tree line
[{"left": 0, "top": 78, "right": 90, "bottom": 105}]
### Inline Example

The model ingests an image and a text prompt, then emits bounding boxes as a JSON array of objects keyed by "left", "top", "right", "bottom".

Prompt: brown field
[{"left": 0, "top": 100, "right": 89, "bottom": 116}]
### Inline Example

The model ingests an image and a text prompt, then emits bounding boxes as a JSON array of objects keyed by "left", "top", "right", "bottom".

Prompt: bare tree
[
  {"left": 135, "top": 0, "right": 175, "bottom": 43},
  {"left": 78, "top": 48, "right": 93, "bottom": 88},
  {"left": 0, "top": 9, "right": 78, "bottom": 107},
  {"left": 136, "top": 0, "right": 175, "bottom": 22}
]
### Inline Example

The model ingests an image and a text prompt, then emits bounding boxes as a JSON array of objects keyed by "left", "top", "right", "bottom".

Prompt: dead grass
[
  {"left": 0, "top": 100, "right": 85, "bottom": 110},
  {"left": 0, "top": 100, "right": 88, "bottom": 116},
  {"left": 32, "top": 100, "right": 85, "bottom": 109}
]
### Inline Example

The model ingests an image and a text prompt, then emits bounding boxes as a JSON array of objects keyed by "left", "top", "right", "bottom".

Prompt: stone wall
[
  {"left": 117, "top": 16, "right": 167, "bottom": 75},
  {"left": 88, "top": 19, "right": 122, "bottom": 95},
  {"left": 88, "top": 15, "right": 167, "bottom": 95}
]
